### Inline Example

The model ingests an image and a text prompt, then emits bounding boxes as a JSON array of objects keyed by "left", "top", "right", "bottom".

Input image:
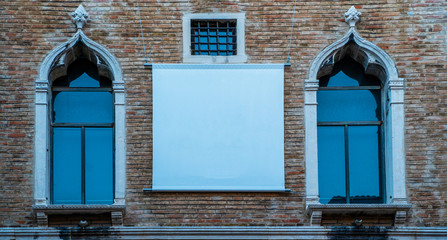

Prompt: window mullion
[
  {"left": 216, "top": 21, "right": 220, "bottom": 55},
  {"left": 226, "top": 21, "right": 230, "bottom": 55},
  {"left": 207, "top": 21, "right": 210, "bottom": 55},
  {"left": 344, "top": 124, "right": 350, "bottom": 204}
]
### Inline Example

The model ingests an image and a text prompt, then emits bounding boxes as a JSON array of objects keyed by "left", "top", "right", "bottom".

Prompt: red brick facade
[{"left": 0, "top": 0, "right": 446, "bottom": 232}]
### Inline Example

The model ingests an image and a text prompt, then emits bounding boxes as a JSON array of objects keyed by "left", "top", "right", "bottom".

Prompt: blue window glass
[
  {"left": 53, "top": 92, "right": 113, "bottom": 123},
  {"left": 85, "top": 128, "right": 114, "bottom": 204},
  {"left": 69, "top": 72, "right": 100, "bottom": 87},
  {"left": 317, "top": 90, "right": 381, "bottom": 122},
  {"left": 52, "top": 128, "right": 82, "bottom": 204},
  {"left": 349, "top": 126, "right": 381, "bottom": 203},
  {"left": 318, "top": 126, "right": 346, "bottom": 204},
  {"left": 317, "top": 57, "right": 383, "bottom": 204}
]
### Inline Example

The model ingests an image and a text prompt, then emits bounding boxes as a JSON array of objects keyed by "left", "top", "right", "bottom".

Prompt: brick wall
[{"left": 0, "top": 0, "right": 445, "bottom": 227}]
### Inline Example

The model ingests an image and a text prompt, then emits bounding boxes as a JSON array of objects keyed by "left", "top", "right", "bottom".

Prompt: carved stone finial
[
  {"left": 344, "top": 6, "right": 361, "bottom": 28},
  {"left": 71, "top": 4, "right": 89, "bottom": 30}
]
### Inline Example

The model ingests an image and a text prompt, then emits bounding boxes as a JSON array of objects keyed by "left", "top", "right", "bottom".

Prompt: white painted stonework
[
  {"left": 71, "top": 4, "right": 89, "bottom": 30},
  {"left": 304, "top": 6, "right": 408, "bottom": 225},
  {"left": 344, "top": 6, "right": 361, "bottom": 28}
]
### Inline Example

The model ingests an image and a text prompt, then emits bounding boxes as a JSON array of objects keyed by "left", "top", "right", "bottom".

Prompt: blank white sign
[{"left": 153, "top": 64, "right": 284, "bottom": 191}]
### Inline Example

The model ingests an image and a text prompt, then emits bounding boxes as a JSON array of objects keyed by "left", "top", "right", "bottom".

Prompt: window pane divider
[
  {"left": 52, "top": 87, "right": 112, "bottom": 92},
  {"left": 318, "top": 86, "right": 381, "bottom": 90},
  {"left": 52, "top": 123, "right": 114, "bottom": 127},
  {"left": 318, "top": 121, "right": 382, "bottom": 126}
]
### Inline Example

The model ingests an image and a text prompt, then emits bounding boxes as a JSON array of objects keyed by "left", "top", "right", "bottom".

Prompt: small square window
[
  {"left": 183, "top": 13, "right": 247, "bottom": 63},
  {"left": 190, "top": 20, "right": 237, "bottom": 56}
]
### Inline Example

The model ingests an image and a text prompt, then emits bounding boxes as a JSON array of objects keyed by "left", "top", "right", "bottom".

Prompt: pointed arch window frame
[
  {"left": 304, "top": 27, "right": 411, "bottom": 225},
  {"left": 34, "top": 30, "right": 126, "bottom": 209}
]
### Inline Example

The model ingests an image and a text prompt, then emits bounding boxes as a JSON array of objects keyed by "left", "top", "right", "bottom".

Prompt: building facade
[{"left": 0, "top": 0, "right": 446, "bottom": 239}]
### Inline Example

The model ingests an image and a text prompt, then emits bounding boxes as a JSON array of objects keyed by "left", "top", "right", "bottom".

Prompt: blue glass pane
[
  {"left": 318, "top": 126, "right": 346, "bottom": 204},
  {"left": 53, "top": 128, "right": 82, "bottom": 204},
  {"left": 325, "top": 71, "right": 359, "bottom": 87},
  {"left": 85, "top": 128, "right": 113, "bottom": 204},
  {"left": 349, "top": 126, "right": 381, "bottom": 203},
  {"left": 69, "top": 72, "right": 100, "bottom": 87},
  {"left": 53, "top": 92, "right": 113, "bottom": 123},
  {"left": 200, "top": 44, "right": 208, "bottom": 50},
  {"left": 317, "top": 90, "right": 381, "bottom": 122}
]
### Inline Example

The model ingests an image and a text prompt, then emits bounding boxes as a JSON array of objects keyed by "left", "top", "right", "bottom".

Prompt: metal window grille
[{"left": 191, "top": 20, "right": 237, "bottom": 56}]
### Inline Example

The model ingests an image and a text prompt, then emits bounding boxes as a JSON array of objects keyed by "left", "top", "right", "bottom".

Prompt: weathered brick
[{"left": 0, "top": 0, "right": 446, "bottom": 229}]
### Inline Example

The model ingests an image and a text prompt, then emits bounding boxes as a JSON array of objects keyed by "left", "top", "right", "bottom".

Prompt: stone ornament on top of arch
[
  {"left": 304, "top": 6, "right": 410, "bottom": 226},
  {"left": 38, "top": 4, "right": 122, "bottom": 85},
  {"left": 34, "top": 4, "right": 126, "bottom": 226},
  {"left": 307, "top": 6, "right": 401, "bottom": 88}
]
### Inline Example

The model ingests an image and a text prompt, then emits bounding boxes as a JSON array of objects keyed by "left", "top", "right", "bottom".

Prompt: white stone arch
[
  {"left": 304, "top": 7, "right": 409, "bottom": 225},
  {"left": 307, "top": 28, "right": 399, "bottom": 83},
  {"left": 34, "top": 29, "right": 126, "bottom": 207}
]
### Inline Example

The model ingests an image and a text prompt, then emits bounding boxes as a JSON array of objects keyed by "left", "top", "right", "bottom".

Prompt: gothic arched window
[
  {"left": 304, "top": 6, "right": 410, "bottom": 226},
  {"left": 34, "top": 5, "right": 126, "bottom": 226}
]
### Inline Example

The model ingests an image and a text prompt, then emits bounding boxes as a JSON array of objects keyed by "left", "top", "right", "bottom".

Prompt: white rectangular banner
[{"left": 153, "top": 64, "right": 284, "bottom": 191}]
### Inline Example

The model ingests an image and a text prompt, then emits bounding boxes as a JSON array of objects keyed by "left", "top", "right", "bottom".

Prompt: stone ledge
[
  {"left": 32, "top": 205, "right": 126, "bottom": 227},
  {"left": 1, "top": 226, "right": 447, "bottom": 239},
  {"left": 306, "top": 204, "right": 412, "bottom": 226}
]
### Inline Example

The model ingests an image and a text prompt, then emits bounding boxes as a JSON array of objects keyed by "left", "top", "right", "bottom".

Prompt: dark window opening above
[
  {"left": 190, "top": 20, "right": 237, "bottom": 56},
  {"left": 52, "top": 59, "right": 112, "bottom": 88}
]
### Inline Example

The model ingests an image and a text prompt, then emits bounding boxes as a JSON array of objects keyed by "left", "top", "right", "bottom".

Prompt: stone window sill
[
  {"left": 306, "top": 204, "right": 412, "bottom": 226},
  {"left": 32, "top": 204, "right": 125, "bottom": 227}
]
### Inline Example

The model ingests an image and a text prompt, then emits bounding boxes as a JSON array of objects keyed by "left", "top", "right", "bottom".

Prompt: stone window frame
[
  {"left": 304, "top": 7, "right": 411, "bottom": 226},
  {"left": 182, "top": 12, "right": 247, "bottom": 64},
  {"left": 33, "top": 29, "right": 126, "bottom": 226}
]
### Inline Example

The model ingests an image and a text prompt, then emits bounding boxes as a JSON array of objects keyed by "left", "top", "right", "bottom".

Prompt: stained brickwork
[{"left": 0, "top": 0, "right": 446, "bottom": 228}]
